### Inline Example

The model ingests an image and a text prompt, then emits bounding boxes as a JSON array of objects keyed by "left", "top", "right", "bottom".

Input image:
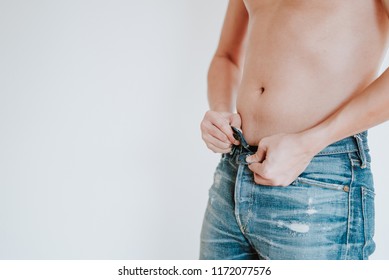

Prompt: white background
[{"left": 0, "top": 0, "right": 388, "bottom": 260}]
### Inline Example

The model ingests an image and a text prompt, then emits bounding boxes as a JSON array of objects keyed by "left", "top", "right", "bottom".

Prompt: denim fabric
[{"left": 200, "top": 130, "right": 375, "bottom": 260}]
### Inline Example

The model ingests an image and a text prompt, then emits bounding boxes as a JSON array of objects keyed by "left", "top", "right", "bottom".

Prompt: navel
[{"left": 257, "top": 87, "right": 265, "bottom": 95}]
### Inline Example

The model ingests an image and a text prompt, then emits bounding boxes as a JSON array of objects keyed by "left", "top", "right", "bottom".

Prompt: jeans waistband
[
  {"left": 229, "top": 127, "right": 369, "bottom": 168},
  {"left": 317, "top": 131, "right": 368, "bottom": 155}
]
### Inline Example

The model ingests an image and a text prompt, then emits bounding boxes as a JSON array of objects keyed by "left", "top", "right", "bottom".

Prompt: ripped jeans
[{"left": 200, "top": 131, "right": 375, "bottom": 260}]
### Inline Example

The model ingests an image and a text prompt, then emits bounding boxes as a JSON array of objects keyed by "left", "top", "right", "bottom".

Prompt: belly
[
  {"left": 237, "top": 79, "right": 353, "bottom": 145},
  {"left": 238, "top": 0, "right": 389, "bottom": 145}
]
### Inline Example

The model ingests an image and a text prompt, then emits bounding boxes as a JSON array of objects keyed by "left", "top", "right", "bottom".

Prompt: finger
[
  {"left": 206, "top": 142, "right": 232, "bottom": 154},
  {"left": 247, "top": 162, "right": 273, "bottom": 185},
  {"left": 253, "top": 172, "right": 274, "bottom": 186},
  {"left": 202, "top": 121, "right": 230, "bottom": 143},
  {"left": 247, "top": 158, "right": 272, "bottom": 180},
  {"left": 246, "top": 146, "right": 266, "bottom": 164},
  {"left": 229, "top": 114, "right": 242, "bottom": 144},
  {"left": 225, "top": 126, "right": 240, "bottom": 145},
  {"left": 213, "top": 118, "right": 238, "bottom": 145},
  {"left": 246, "top": 153, "right": 260, "bottom": 164},
  {"left": 247, "top": 161, "right": 262, "bottom": 174},
  {"left": 247, "top": 162, "right": 268, "bottom": 183},
  {"left": 230, "top": 114, "right": 242, "bottom": 129},
  {"left": 248, "top": 161, "right": 284, "bottom": 186},
  {"left": 203, "top": 134, "right": 232, "bottom": 151},
  {"left": 254, "top": 172, "right": 286, "bottom": 187}
]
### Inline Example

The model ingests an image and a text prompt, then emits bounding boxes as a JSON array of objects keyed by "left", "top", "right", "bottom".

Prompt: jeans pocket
[
  {"left": 361, "top": 186, "right": 376, "bottom": 258},
  {"left": 292, "top": 176, "right": 349, "bottom": 192}
]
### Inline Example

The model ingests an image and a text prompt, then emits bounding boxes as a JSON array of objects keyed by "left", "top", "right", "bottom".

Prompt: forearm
[
  {"left": 303, "top": 68, "right": 389, "bottom": 153},
  {"left": 207, "top": 55, "right": 242, "bottom": 112}
]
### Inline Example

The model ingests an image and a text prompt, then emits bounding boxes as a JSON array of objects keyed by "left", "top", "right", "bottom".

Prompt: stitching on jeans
[
  {"left": 361, "top": 187, "right": 375, "bottom": 259},
  {"left": 294, "top": 177, "right": 346, "bottom": 192},
  {"left": 345, "top": 152, "right": 354, "bottom": 259},
  {"left": 351, "top": 158, "right": 371, "bottom": 169},
  {"left": 317, "top": 148, "right": 370, "bottom": 156},
  {"left": 234, "top": 165, "right": 246, "bottom": 234},
  {"left": 317, "top": 149, "right": 359, "bottom": 155},
  {"left": 361, "top": 187, "right": 368, "bottom": 259},
  {"left": 244, "top": 179, "right": 256, "bottom": 233}
]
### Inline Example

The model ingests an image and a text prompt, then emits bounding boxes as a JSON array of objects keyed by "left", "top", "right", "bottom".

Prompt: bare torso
[{"left": 237, "top": 0, "right": 389, "bottom": 145}]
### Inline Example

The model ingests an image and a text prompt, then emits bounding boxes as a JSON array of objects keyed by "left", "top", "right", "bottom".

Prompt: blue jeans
[{"left": 200, "top": 131, "right": 375, "bottom": 260}]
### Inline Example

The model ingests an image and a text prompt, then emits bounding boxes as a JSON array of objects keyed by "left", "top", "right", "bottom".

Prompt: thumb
[
  {"left": 227, "top": 114, "right": 242, "bottom": 145},
  {"left": 230, "top": 114, "right": 242, "bottom": 129},
  {"left": 246, "top": 146, "right": 266, "bottom": 164},
  {"left": 229, "top": 114, "right": 242, "bottom": 145}
]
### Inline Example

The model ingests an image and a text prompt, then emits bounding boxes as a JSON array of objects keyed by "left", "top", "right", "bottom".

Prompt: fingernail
[{"left": 246, "top": 155, "right": 260, "bottom": 165}]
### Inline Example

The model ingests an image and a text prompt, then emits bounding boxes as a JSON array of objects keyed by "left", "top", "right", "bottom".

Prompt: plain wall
[{"left": 0, "top": 0, "right": 388, "bottom": 259}]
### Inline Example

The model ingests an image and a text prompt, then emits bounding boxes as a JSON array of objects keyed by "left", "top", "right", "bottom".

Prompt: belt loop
[{"left": 353, "top": 133, "right": 367, "bottom": 169}]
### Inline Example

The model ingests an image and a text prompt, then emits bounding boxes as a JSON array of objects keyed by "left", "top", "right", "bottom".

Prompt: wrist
[
  {"left": 297, "top": 124, "right": 334, "bottom": 156},
  {"left": 210, "top": 104, "right": 233, "bottom": 113}
]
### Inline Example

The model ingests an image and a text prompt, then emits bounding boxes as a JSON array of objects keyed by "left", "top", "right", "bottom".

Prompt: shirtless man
[{"left": 200, "top": 0, "right": 389, "bottom": 260}]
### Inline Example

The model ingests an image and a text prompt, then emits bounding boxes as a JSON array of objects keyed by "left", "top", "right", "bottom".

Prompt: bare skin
[{"left": 201, "top": 0, "right": 389, "bottom": 186}]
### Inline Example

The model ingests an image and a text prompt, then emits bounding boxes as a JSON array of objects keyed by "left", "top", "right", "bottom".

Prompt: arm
[
  {"left": 303, "top": 64, "right": 389, "bottom": 155},
  {"left": 207, "top": 0, "right": 248, "bottom": 112},
  {"left": 200, "top": 0, "right": 249, "bottom": 153}
]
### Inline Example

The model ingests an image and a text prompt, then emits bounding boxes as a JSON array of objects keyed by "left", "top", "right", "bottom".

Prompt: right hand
[{"left": 200, "top": 110, "right": 242, "bottom": 153}]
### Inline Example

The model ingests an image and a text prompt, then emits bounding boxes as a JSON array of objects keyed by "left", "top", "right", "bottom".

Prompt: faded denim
[{"left": 200, "top": 130, "right": 375, "bottom": 260}]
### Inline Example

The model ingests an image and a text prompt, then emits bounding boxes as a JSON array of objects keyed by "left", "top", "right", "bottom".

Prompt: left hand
[{"left": 246, "top": 133, "right": 316, "bottom": 187}]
